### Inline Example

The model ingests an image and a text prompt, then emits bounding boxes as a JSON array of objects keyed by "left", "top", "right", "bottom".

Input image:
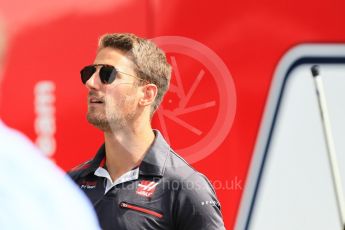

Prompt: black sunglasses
[{"left": 80, "top": 64, "right": 146, "bottom": 85}]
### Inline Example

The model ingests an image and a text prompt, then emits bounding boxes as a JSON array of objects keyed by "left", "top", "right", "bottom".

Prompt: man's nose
[{"left": 85, "top": 71, "right": 101, "bottom": 90}]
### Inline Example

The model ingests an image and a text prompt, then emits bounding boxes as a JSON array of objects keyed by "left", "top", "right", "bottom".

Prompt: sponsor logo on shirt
[
  {"left": 79, "top": 180, "right": 97, "bottom": 189},
  {"left": 201, "top": 200, "right": 220, "bottom": 207},
  {"left": 136, "top": 180, "right": 158, "bottom": 198}
]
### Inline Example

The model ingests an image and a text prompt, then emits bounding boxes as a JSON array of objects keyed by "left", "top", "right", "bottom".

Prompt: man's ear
[{"left": 139, "top": 84, "right": 158, "bottom": 106}]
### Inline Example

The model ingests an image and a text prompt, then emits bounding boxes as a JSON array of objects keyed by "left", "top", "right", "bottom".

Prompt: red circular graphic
[{"left": 151, "top": 36, "right": 236, "bottom": 164}]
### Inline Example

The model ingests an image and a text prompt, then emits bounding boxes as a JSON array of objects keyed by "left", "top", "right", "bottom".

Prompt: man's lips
[{"left": 88, "top": 96, "right": 104, "bottom": 104}]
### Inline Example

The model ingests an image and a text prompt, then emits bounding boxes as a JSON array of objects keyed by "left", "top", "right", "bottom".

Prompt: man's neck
[{"left": 103, "top": 125, "right": 155, "bottom": 182}]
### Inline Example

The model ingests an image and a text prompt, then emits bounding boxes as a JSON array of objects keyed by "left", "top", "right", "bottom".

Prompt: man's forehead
[{"left": 94, "top": 47, "right": 133, "bottom": 66}]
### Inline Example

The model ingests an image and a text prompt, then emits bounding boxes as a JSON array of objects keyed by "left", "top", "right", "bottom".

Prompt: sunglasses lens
[
  {"left": 80, "top": 66, "right": 96, "bottom": 84},
  {"left": 100, "top": 66, "right": 117, "bottom": 84}
]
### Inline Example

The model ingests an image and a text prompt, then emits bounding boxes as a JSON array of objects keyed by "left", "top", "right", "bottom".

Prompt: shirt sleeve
[{"left": 173, "top": 172, "right": 226, "bottom": 230}]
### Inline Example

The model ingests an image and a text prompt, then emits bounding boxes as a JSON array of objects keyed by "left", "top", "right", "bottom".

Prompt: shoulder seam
[{"left": 169, "top": 149, "right": 197, "bottom": 172}]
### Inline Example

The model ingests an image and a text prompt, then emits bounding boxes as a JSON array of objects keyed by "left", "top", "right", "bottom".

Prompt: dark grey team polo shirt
[{"left": 68, "top": 130, "right": 225, "bottom": 230}]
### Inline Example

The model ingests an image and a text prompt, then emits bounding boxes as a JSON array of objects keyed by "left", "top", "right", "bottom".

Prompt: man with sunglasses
[{"left": 69, "top": 33, "right": 225, "bottom": 230}]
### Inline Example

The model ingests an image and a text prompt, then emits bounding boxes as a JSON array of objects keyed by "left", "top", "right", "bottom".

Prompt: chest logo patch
[{"left": 136, "top": 180, "right": 158, "bottom": 198}]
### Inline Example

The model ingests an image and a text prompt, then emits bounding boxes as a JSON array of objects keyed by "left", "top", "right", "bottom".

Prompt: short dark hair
[{"left": 98, "top": 33, "right": 171, "bottom": 115}]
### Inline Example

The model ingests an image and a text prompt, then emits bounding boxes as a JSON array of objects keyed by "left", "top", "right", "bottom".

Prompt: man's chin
[{"left": 86, "top": 114, "right": 111, "bottom": 132}]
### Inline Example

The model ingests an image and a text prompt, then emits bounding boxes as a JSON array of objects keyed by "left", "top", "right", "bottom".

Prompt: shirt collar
[
  {"left": 82, "top": 130, "right": 170, "bottom": 178},
  {"left": 80, "top": 144, "right": 106, "bottom": 177},
  {"left": 139, "top": 130, "right": 169, "bottom": 177},
  {"left": 95, "top": 166, "right": 140, "bottom": 194}
]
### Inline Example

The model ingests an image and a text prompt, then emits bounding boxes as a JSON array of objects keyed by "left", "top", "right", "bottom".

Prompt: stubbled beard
[
  {"left": 87, "top": 109, "right": 126, "bottom": 132},
  {"left": 87, "top": 111, "right": 111, "bottom": 132},
  {"left": 86, "top": 98, "right": 136, "bottom": 132}
]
